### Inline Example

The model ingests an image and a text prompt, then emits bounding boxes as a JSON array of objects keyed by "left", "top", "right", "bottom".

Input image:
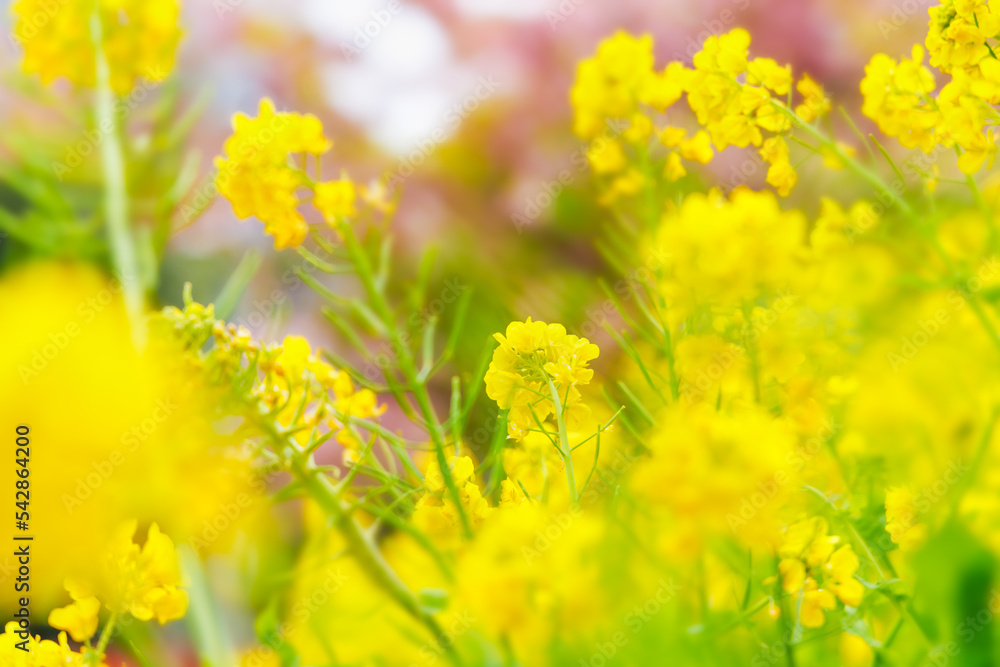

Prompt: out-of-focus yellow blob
[
  {"left": 11, "top": 0, "right": 182, "bottom": 94},
  {"left": 0, "top": 261, "right": 258, "bottom": 610}
]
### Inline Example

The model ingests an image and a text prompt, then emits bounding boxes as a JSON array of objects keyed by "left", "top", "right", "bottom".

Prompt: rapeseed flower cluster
[
  {"left": 775, "top": 517, "right": 864, "bottom": 628},
  {"left": 12, "top": 0, "right": 181, "bottom": 94},
  {"left": 1, "top": 521, "right": 185, "bottom": 664},
  {"left": 654, "top": 188, "right": 807, "bottom": 322},
  {"left": 191, "top": 12, "right": 1000, "bottom": 659},
  {"left": 215, "top": 99, "right": 360, "bottom": 249},
  {"left": 570, "top": 29, "right": 832, "bottom": 199},
  {"left": 0, "top": 623, "right": 100, "bottom": 666},
  {"left": 862, "top": 1, "right": 1000, "bottom": 172},
  {"left": 414, "top": 455, "right": 493, "bottom": 531},
  {"left": 484, "top": 318, "right": 599, "bottom": 439},
  {"left": 157, "top": 299, "right": 384, "bottom": 461},
  {"left": 48, "top": 521, "right": 187, "bottom": 640},
  {"left": 17, "top": 0, "right": 1000, "bottom": 664}
]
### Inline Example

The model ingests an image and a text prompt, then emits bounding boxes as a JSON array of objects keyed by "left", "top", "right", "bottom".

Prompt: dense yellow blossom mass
[
  {"left": 12, "top": 0, "right": 182, "bottom": 94},
  {"left": 12, "top": 0, "right": 1000, "bottom": 664}
]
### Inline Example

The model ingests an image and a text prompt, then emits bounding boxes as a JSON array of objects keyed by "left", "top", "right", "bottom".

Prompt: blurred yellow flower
[
  {"left": 314, "top": 176, "right": 358, "bottom": 221},
  {"left": 215, "top": 98, "right": 334, "bottom": 249},
  {"left": 48, "top": 581, "right": 100, "bottom": 642},
  {"left": 12, "top": 0, "right": 181, "bottom": 94},
  {"left": 885, "top": 487, "right": 928, "bottom": 552},
  {"left": 0, "top": 621, "right": 102, "bottom": 665},
  {"left": 105, "top": 521, "right": 188, "bottom": 623},
  {"left": 0, "top": 262, "right": 258, "bottom": 610}
]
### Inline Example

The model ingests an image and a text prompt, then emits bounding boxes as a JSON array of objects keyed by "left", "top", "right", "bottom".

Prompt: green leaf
[
  {"left": 179, "top": 545, "right": 236, "bottom": 667},
  {"left": 212, "top": 249, "right": 261, "bottom": 321},
  {"left": 254, "top": 598, "right": 302, "bottom": 667}
]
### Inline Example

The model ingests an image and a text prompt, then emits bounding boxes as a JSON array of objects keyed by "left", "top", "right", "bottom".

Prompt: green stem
[
  {"left": 339, "top": 224, "right": 473, "bottom": 538},
  {"left": 965, "top": 171, "right": 998, "bottom": 254},
  {"left": 782, "top": 102, "right": 1000, "bottom": 358},
  {"left": 773, "top": 101, "right": 914, "bottom": 217},
  {"left": 659, "top": 311, "right": 681, "bottom": 402},
  {"left": 546, "top": 377, "right": 579, "bottom": 505},
  {"left": 90, "top": 612, "right": 118, "bottom": 666},
  {"left": 289, "top": 454, "right": 462, "bottom": 665},
  {"left": 90, "top": 3, "right": 145, "bottom": 346},
  {"left": 179, "top": 545, "right": 235, "bottom": 666},
  {"left": 965, "top": 295, "right": 1000, "bottom": 354},
  {"left": 847, "top": 522, "right": 887, "bottom": 582},
  {"left": 948, "top": 406, "right": 1000, "bottom": 520}
]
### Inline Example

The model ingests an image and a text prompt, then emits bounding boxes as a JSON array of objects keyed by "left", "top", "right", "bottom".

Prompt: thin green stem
[
  {"left": 90, "top": 3, "right": 145, "bottom": 346},
  {"left": 90, "top": 612, "right": 118, "bottom": 666},
  {"left": 948, "top": 406, "right": 1000, "bottom": 520},
  {"left": 847, "top": 522, "right": 887, "bottom": 582},
  {"left": 289, "top": 453, "right": 463, "bottom": 665},
  {"left": 546, "top": 377, "right": 579, "bottom": 505},
  {"left": 783, "top": 102, "right": 1000, "bottom": 358},
  {"left": 339, "top": 224, "right": 473, "bottom": 538},
  {"left": 965, "top": 169, "right": 998, "bottom": 253},
  {"left": 773, "top": 101, "right": 914, "bottom": 217}
]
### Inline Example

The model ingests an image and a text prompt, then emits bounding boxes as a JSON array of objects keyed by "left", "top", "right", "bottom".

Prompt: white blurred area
[{"left": 305, "top": 1, "right": 460, "bottom": 154}]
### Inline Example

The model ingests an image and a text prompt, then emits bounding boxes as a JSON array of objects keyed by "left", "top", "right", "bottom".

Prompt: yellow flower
[
  {"left": 825, "top": 545, "right": 864, "bottom": 607},
  {"left": 455, "top": 504, "right": 605, "bottom": 659},
  {"left": 215, "top": 98, "right": 335, "bottom": 250},
  {"left": 795, "top": 74, "right": 830, "bottom": 122},
  {"left": 780, "top": 517, "right": 839, "bottom": 566},
  {"left": 602, "top": 168, "right": 646, "bottom": 203},
  {"left": 639, "top": 62, "right": 689, "bottom": 112},
  {"left": 759, "top": 136, "right": 797, "bottom": 196},
  {"left": 655, "top": 188, "right": 806, "bottom": 320},
  {"left": 484, "top": 319, "right": 599, "bottom": 439},
  {"left": 664, "top": 152, "right": 687, "bottom": 181},
  {"left": 687, "top": 29, "right": 784, "bottom": 150},
  {"left": 0, "top": 621, "right": 102, "bottom": 666},
  {"left": 801, "top": 585, "right": 837, "bottom": 628},
  {"left": 106, "top": 521, "right": 189, "bottom": 624},
  {"left": 860, "top": 46, "right": 942, "bottom": 153},
  {"left": 623, "top": 112, "right": 654, "bottom": 144},
  {"left": 679, "top": 130, "right": 714, "bottom": 164},
  {"left": 48, "top": 579, "right": 100, "bottom": 642},
  {"left": 415, "top": 455, "right": 493, "bottom": 530},
  {"left": 570, "top": 32, "right": 655, "bottom": 139},
  {"left": 632, "top": 403, "right": 796, "bottom": 552},
  {"left": 659, "top": 126, "right": 687, "bottom": 148},
  {"left": 693, "top": 28, "right": 751, "bottom": 76},
  {"left": 841, "top": 633, "right": 875, "bottom": 667},
  {"left": 927, "top": 0, "right": 999, "bottom": 73},
  {"left": 747, "top": 57, "right": 792, "bottom": 95},
  {"left": 12, "top": 0, "right": 182, "bottom": 94},
  {"left": 885, "top": 487, "right": 928, "bottom": 552},
  {"left": 500, "top": 478, "right": 527, "bottom": 506},
  {"left": 37, "top": 523, "right": 186, "bottom": 658},
  {"left": 0, "top": 263, "right": 258, "bottom": 609},
  {"left": 957, "top": 128, "right": 999, "bottom": 174},
  {"left": 315, "top": 176, "right": 358, "bottom": 221},
  {"left": 774, "top": 517, "right": 865, "bottom": 628},
  {"left": 573, "top": 28, "right": 809, "bottom": 200},
  {"left": 277, "top": 334, "right": 313, "bottom": 376},
  {"left": 779, "top": 558, "right": 807, "bottom": 592},
  {"left": 336, "top": 386, "right": 386, "bottom": 421},
  {"left": 586, "top": 139, "right": 627, "bottom": 174}
]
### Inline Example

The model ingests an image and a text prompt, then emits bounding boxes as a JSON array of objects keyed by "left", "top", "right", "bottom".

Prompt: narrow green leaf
[{"left": 213, "top": 248, "right": 262, "bottom": 321}]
